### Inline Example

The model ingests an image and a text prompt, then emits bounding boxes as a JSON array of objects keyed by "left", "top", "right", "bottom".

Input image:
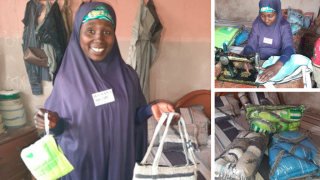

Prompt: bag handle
[
  {"left": 141, "top": 113, "right": 197, "bottom": 175},
  {"left": 44, "top": 113, "right": 50, "bottom": 136}
]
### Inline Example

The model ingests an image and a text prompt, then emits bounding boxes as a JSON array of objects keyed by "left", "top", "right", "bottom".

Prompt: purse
[
  {"left": 20, "top": 113, "right": 74, "bottom": 180},
  {"left": 133, "top": 113, "right": 198, "bottom": 180},
  {"left": 23, "top": 47, "right": 49, "bottom": 67}
]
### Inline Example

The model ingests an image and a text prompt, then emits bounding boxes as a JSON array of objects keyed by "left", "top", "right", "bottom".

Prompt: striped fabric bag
[
  {"left": 246, "top": 105, "right": 305, "bottom": 134},
  {"left": 133, "top": 113, "right": 198, "bottom": 180}
]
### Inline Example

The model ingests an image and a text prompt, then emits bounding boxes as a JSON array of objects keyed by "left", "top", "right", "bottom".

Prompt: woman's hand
[
  {"left": 151, "top": 102, "right": 180, "bottom": 125},
  {"left": 34, "top": 108, "right": 60, "bottom": 130},
  {"left": 258, "top": 61, "right": 283, "bottom": 82}
]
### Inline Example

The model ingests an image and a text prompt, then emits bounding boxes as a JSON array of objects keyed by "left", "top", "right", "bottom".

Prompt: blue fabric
[
  {"left": 269, "top": 131, "right": 320, "bottom": 180},
  {"left": 235, "top": 28, "right": 250, "bottom": 45},
  {"left": 290, "top": 23, "right": 302, "bottom": 35},
  {"left": 257, "top": 54, "right": 311, "bottom": 83},
  {"left": 243, "top": 0, "right": 295, "bottom": 64},
  {"left": 287, "top": 8, "right": 311, "bottom": 29}
]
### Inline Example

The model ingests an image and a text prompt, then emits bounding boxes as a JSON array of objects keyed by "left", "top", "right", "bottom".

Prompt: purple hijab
[
  {"left": 245, "top": 0, "right": 295, "bottom": 60},
  {"left": 44, "top": 2, "right": 147, "bottom": 180}
]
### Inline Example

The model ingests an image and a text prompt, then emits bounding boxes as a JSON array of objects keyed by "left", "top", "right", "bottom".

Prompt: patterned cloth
[
  {"left": 82, "top": 6, "right": 114, "bottom": 27},
  {"left": 215, "top": 131, "right": 269, "bottom": 180},
  {"left": 260, "top": 6, "right": 275, "bottom": 12},
  {"left": 269, "top": 131, "right": 320, "bottom": 180},
  {"left": 246, "top": 105, "right": 305, "bottom": 134}
]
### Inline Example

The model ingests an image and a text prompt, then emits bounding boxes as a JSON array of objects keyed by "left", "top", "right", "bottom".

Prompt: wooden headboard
[{"left": 174, "top": 90, "right": 211, "bottom": 120}]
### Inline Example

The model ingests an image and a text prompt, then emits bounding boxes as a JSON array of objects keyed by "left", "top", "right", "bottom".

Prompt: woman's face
[
  {"left": 80, "top": 19, "right": 115, "bottom": 61},
  {"left": 260, "top": 11, "right": 277, "bottom": 26}
]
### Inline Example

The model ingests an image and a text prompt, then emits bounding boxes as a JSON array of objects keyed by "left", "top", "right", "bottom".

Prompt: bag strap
[
  {"left": 141, "top": 113, "right": 197, "bottom": 176},
  {"left": 44, "top": 113, "right": 49, "bottom": 135}
]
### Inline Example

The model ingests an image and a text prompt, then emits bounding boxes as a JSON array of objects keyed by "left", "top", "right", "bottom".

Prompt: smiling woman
[
  {"left": 80, "top": 19, "right": 115, "bottom": 61},
  {"left": 31, "top": 2, "right": 178, "bottom": 180}
]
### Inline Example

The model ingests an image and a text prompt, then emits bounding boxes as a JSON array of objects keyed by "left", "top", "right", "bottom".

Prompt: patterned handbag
[
  {"left": 133, "top": 113, "right": 198, "bottom": 180},
  {"left": 20, "top": 113, "right": 74, "bottom": 180}
]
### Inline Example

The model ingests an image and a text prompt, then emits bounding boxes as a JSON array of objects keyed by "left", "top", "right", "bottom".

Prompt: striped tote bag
[{"left": 133, "top": 113, "right": 198, "bottom": 180}]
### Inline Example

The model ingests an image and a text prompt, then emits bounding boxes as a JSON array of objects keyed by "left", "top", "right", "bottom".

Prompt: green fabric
[
  {"left": 82, "top": 6, "right": 114, "bottom": 27},
  {"left": 215, "top": 26, "right": 241, "bottom": 49},
  {"left": 21, "top": 135, "right": 74, "bottom": 180},
  {"left": 246, "top": 105, "right": 305, "bottom": 134},
  {"left": 0, "top": 93, "right": 19, "bottom": 100},
  {"left": 260, "top": 6, "right": 275, "bottom": 12}
]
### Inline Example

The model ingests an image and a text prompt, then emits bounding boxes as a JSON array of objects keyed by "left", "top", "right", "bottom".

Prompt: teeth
[{"left": 91, "top": 47, "right": 105, "bottom": 52}]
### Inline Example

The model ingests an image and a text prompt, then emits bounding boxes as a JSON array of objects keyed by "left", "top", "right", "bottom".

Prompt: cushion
[
  {"left": 147, "top": 105, "right": 210, "bottom": 152},
  {"left": 247, "top": 92, "right": 281, "bottom": 105},
  {"left": 246, "top": 105, "right": 305, "bottom": 134},
  {"left": 269, "top": 131, "right": 320, "bottom": 180},
  {"left": 215, "top": 131, "right": 269, "bottom": 180},
  {"left": 215, "top": 104, "right": 247, "bottom": 158},
  {"left": 215, "top": 93, "right": 241, "bottom": 116},
  {"left": 215, "top": 26, "right": 242, "bottom": 49}
]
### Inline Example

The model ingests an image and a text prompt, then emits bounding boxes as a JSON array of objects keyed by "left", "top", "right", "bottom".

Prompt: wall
[
  {"left": 215, "top": 0, "right": 320, "bottom": 21},
  {"left": 0, "top": 0, "right": 211, "bottom": 126},
  {"left": 279, "top": 92, "right": 320, "bottom": 116}
]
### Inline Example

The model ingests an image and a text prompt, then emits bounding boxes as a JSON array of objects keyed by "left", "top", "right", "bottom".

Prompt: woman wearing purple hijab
[
  {"left": 33, "top": 2, "right": 176, "bottom": 180},
  {"left": 243, "top": 0, "right": 295, "bottom": 82}
]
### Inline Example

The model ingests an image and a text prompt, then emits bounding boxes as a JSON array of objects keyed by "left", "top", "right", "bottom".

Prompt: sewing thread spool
[{"left": 0, "top": 90, "right": 26, "bottom": 129}]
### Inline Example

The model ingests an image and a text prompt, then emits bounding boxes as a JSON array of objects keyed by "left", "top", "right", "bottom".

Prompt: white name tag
[
  {"left": 263, "top": 37, "right": 273, "bottom": 45},
  {"left": 92, "top": 89, "right": 115, "bottom": 106}
]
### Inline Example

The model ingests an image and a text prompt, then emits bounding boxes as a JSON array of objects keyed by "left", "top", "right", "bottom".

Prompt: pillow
[
  {"left": 215, "top": 131, "right": 269, "bottom": 180},
  {"left": 215, "top": 26, "right": 242, "bottom": 49},
  {"left": 215, "top": 93, "right": 241, "bottom": 116},
  {"left": 247, "top": 92, "right": 281, "bottom": 105},
  {"left": 215, "top": 104, "right": 247, "bottom": 158},
  {"left": 246, "top": 105, "right": 305, "bottom": 134},
  {"left": 147, "top": 105, "right": 210, "bottom": 152},
  {"left": 269, "top": 131, "right": 320, "bottom": 180}
]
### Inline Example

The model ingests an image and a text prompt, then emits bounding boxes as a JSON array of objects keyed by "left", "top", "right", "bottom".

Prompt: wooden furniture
[{"left": 0, "top": 126, "right": 38, "bottom": 180}]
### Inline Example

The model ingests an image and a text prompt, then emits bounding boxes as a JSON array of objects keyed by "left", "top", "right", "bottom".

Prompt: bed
[{"left": 146, "top": 90, "right": 211, "bottom": 180}]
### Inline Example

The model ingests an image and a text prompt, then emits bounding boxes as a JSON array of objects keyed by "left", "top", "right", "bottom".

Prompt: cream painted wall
[
  {"left": 215, "top": 0, "right": 320, "bottom": 21},
  {"left": 0, "top": 0, "right": 211, "bottom": 126},
  {"left": 279, "top": 92, "right": 320, "bottom": 117}
]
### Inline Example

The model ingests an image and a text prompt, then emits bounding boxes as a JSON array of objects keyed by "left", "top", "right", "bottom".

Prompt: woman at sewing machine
[{"left": 242, "top": 0, "right": 295, "bottom": 82}]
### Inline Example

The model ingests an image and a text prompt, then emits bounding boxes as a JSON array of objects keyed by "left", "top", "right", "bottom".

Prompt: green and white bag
[
  {"left": 21, "top": 113, "right": 74, "bottom": 180},
  {"left": 246, "top": 105, "right": 305, "bottom": 134}
]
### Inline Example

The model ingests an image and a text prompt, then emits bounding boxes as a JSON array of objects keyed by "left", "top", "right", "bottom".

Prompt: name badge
[
  {"left": 263, "top": 37, "right": 273, "bottom": 45},
  {"left": 92, "top": 89, "right": 115, "bottom": 107}
]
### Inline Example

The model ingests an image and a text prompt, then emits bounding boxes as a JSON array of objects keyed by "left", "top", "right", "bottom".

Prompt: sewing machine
[{"left": 215, "top": 47, "right": 261, "bottom": 85}]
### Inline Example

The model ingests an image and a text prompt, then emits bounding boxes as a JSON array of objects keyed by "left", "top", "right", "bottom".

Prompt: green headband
[
  {"left": 82, "top": 6, "right": 114, "bottom": 27},
  {"left": 260, "top": 6, "right": 275, "bottom": 12}
]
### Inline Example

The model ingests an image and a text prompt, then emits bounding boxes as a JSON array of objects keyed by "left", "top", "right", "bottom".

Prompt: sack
[
  {"left": 255, "top": 54, "right": 313, "bottom": 88},
  {"left": 269, "top": 131, "right": 320, "bottom": 180},
  {"left": 287, "top": 7, "right": 311, "bottom": 29},
  {"left": 246, "top": 105, "right": 305, "bottom": 134},
  {"left": 21, "top": 113, "right": 74, "bottom": 180},
  {"left": 23, "top": 47, "right": 49, "bottom": 67},
  {"left": 133, "top": 113, "right": 198, "bottom": 180}
]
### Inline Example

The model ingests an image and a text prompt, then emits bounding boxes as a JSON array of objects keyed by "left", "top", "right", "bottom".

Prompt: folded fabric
[
  {"left": 235, "top": 27, "right": 250, "bottom": 46},
  {"left": 215, "top": 26, "right": 242, "bottom": 49},
  {"left": 246, "top": 105, "right": 305, "bottom": 134},
  {"left": 215, "top": 131, "right": 269, "bottom": 180},
  {"left": 269, "top": 131, "right": 320, "bottom": 180},
  {"left": 255, "top": 54, "right": 313, "bottom": 87}
]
